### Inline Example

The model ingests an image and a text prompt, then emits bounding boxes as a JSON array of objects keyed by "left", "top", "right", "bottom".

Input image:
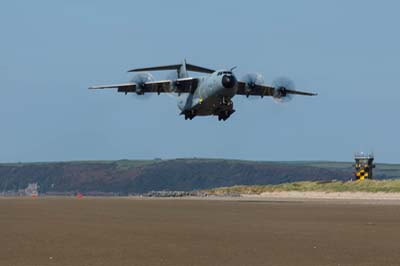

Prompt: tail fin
[
  {"left": 127, "top": 60, "right": 215, "bottom": 79},
  {"left": 178, "top": 59, "right": 188, "bottom": 78}
]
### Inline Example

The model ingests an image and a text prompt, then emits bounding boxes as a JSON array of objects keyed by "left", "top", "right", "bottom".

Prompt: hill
[{"left": 0, "top": 159, "right": 399, "bottom": 194}]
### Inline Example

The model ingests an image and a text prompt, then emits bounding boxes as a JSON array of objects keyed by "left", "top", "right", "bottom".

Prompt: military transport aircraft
[{"left": 90, "top": 60, "right": 317, "bottom": 121}]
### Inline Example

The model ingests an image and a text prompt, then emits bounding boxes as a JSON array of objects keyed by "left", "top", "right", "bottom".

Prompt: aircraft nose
[{"left": 222, "top": 75, "right": 237, "bottom": 88}]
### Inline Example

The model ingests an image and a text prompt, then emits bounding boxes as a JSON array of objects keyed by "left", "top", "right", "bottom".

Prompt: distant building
[
  {"left": 353, "top": 152, "right": 375, "bottom": 180},
  {"left": 25, "top": 183, "right": 39, "bottom": 197}
]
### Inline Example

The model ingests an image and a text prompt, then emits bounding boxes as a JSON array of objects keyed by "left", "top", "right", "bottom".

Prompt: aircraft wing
[
  {"left": 89, "top": 78, "right": 199, "bottom": 94},
  {"left": 236, "top": 81, "right": 317, "bottom": 97}
]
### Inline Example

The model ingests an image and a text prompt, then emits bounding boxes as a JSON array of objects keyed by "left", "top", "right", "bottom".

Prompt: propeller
[
  {"left": 272, "top": 77, "right": 295, "bottom": 103},
  {"left": 131, "top": 72, "right": 154, "bottom": 99},
  {"left": 164, "top": 71, "right": 180, "bottom": 99},
  {"left": 242, "top": 73, "right": 265, "bottom": 98}
]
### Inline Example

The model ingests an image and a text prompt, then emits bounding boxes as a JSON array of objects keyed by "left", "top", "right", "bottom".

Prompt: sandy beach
[{"left": 1, "top": 197, "right": 400, "bottom": 266}]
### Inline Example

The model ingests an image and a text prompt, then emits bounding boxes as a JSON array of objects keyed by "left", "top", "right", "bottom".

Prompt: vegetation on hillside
[{"left": 206, "top": 179, "right": 400, "bottom": 194}]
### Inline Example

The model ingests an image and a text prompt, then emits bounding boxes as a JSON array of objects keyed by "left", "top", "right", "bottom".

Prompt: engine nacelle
[
  {"left": 135, "top": 84, "right": 145, "bottom": 95},
  {"left": 273, "top": 87, "right": 288, "bottom": 99},
  {"left": 131, "top": 72, "right": 154, "bottom": 95},
  {"left": 242, "top": 73, "right": 264, "bottom": 97},
  {"left": 271, "top": 77, "right": 296, "bottom": 102}
]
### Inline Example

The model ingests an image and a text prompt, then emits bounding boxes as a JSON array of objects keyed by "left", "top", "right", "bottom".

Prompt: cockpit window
[{"left": 217, "top": 71, "right": 232, "bottom": 75}]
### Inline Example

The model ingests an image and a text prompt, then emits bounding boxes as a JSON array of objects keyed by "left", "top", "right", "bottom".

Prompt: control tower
[{"left": 353, "top": 152, "right": 375, "bottom": 180}]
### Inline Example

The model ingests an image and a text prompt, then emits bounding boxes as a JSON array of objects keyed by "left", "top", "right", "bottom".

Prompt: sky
[{"left": 1, "top": 0, "right": 399, "bottom": 163}]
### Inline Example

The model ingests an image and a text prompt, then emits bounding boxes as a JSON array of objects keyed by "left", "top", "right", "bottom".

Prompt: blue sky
[{"left": 1, "top": 0, "right": 399, "bottom": 163}]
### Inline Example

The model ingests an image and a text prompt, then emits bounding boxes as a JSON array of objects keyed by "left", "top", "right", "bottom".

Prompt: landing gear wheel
[
  {"left": 184, "top": 110, "right": 196, "bottom": 120},
  {"left": 217, "top": 109, "right": 235, "bottom": 121},
  {"left": 218, "top": 111, "right": 227, "bottom": 121}
]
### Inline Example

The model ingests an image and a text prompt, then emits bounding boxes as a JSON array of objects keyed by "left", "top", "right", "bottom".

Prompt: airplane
[{"left": 89, "top": 60, "right": 317, "bottom": 121}]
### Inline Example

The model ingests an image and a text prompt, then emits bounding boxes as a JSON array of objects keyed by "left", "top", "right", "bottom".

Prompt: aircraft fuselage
[{"left": 178, "top": 70, "right": 238, "bottom": 120}]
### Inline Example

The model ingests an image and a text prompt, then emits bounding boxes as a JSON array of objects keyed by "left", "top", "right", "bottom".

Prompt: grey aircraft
[{"left": 90, "top": 60, "right": 317, "bottom": 121}]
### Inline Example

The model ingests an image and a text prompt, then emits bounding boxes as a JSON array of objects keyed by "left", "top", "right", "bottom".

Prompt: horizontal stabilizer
[
  {"left": 185, "top": 64, "right": 215, "bottom": 74},
  {"left": 128, "top": 63, "right": 215, "bottom": 74}
]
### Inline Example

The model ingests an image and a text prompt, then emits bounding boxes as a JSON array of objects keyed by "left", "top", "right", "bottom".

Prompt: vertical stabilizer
[{"left": 177, "top": 59, "right": 189, "bottom": 78}]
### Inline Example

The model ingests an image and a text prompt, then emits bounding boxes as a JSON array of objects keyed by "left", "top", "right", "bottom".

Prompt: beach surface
[{"left": 1, "top": 197, "right": 400, "bottom": 266}]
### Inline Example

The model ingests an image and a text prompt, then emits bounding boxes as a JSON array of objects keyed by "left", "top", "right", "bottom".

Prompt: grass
[{"left": 206, "top": 179, "right": 400, "bottom": 194}]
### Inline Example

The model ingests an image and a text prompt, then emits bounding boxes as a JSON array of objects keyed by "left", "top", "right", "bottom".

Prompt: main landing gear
[
  {"left": 216, "top": 97, "right": 235, "bottom": 121},
  {"left": 184, "top": 110, "right": 196, "bottom": 120},
  {"left": 218, "top": 109, "right": 235, "bottom": 121}
]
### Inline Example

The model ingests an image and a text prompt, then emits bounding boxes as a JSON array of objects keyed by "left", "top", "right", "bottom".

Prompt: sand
[{"left": 1, "top": 197, "right": 400, "bottom": 266}]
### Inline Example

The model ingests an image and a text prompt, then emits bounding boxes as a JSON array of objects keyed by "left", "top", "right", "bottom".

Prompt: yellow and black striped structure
[{"left": 353, "top": 153, "right": 375, "bottom": 180}]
